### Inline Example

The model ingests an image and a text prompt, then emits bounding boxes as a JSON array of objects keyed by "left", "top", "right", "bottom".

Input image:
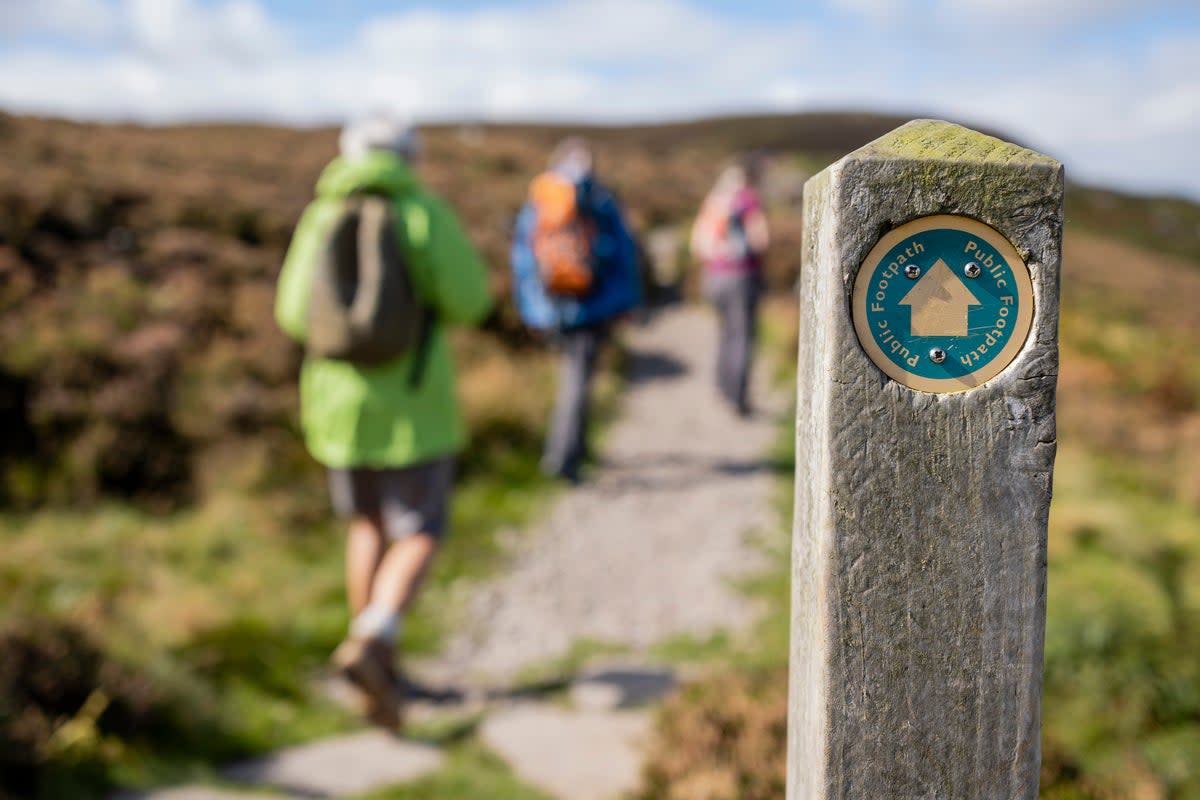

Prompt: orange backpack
[{"left": 529, "top": 172, "right": 595, "bottom": 297}]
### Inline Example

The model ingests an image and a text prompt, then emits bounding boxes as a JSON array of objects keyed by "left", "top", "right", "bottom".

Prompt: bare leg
[
  {"left": 335, "top": 529, "right": 437, "bottom": 730},
  {"left": 346, "top": 514, "right": 386, "bottom": 616},
  {"left": 369, "top": 532, "right": 440, "bottom": 615}
]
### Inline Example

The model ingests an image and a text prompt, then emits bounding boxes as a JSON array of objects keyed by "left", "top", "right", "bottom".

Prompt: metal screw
[
  {"left": 964, "top": 262, "right": 982, "bottom": 278},
  {"left": 904, "top": 264, "right": 921, "bottom": 279},
  {"left": 929, "top": 348, "right": 947, "bottom": 364}
]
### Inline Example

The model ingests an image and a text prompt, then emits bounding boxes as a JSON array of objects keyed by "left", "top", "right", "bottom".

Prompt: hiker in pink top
[{"left": 691, "top": 155, "right": 770, "bottom": 416}]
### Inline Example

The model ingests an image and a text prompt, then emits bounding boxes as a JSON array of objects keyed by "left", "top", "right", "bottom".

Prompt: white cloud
[
  {"left": 0, "top": 1, "right": 1197, "bottom": 198},
  {"left": 0, "top": 0, "right": 817, "bottom": 122},
  {"left": 121, "top": 0, "right": 287, "bottom": 63},
  {"left": 892, "top": 34, "right": 1200, "bottom": 197},
  {"left": 934, "top": 0, "right": 1194, "bottom": 28},
  {"left": 353, "top": 0, "right": 815, "bottom": 114},
  {"left": 0, "top": 0, "right": 116, "bottom": 41}
]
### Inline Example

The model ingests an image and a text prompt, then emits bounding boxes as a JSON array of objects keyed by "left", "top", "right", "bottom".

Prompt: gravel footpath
[
  {"left": 428, "top": 305, "right": 786, "bottom": 683},
  {"left": 125, "top": 306, "right": 786, "bottom": 800}
]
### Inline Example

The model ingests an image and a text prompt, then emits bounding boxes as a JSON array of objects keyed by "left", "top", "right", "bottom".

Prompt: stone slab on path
[
  {"left": 220, "top": 730, "right": 443, "bottom": 798},
  {"left": 481, "top": 703, "right": 651, "bottom": 800},
  {"left": 112, "top": 788, "right": 276, "bottom": 800}
]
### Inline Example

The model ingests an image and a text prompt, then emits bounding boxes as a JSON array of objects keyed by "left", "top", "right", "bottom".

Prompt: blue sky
[{"left": 2, "top": 0, "right": 1199, "bottom": 199}]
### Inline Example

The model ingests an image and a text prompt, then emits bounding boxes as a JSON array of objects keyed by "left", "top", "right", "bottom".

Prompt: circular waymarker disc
[{"left": 851, "top": 214, "right": 1034, "bottom": 393}]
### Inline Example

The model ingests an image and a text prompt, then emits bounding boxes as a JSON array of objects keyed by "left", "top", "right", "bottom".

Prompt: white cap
[
  {"left": 549, "top": 136, "right": 594, "bottom": 182},
  {"left": 339, "top": 112, "right": 422, "bottom": 161}
]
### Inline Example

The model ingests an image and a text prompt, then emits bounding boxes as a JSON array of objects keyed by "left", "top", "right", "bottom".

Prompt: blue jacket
[{"left": 510, "top": 176, "right": 642, "bottom": 330}]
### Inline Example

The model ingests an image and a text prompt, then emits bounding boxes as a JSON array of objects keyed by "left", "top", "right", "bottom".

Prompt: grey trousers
[
  {"left": 542, "top": 325, "right": 606, "bottom": 480},
  {"left": 706, "top": 272, "right": 761, "bottom": 414}
]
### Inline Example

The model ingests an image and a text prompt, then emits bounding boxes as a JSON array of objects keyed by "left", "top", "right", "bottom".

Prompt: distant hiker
[
  {"left": 510, "top": 137, "right": 642, "bottom": 483},
  {"left": 275, "top": 113, "right": 492, "bottom": 729},
  {"left": 691, "top": 155, "right": 769, "bottom": 416}
]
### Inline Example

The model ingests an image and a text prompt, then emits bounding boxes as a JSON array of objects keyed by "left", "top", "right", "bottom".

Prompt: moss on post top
[{"left": 849, "top": 118, "right": 1059, "bottom": 168}]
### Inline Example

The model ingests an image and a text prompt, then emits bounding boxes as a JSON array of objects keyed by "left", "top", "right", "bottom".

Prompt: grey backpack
[{"left": 307, "top": 194, "right": 433, "bottom": 382}]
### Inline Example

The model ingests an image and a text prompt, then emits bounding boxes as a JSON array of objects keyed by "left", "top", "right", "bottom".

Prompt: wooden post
[{"left": 788, "top": 119, "right": 1064, "bottom": 799}]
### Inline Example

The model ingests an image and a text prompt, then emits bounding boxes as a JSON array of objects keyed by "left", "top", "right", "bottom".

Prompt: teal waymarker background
[{"left": 863, "top": 227, "right": 1022, "bottom": 380}]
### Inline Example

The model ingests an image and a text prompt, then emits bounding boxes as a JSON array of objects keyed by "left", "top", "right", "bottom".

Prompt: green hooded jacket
[{"left": 275, "top": 152, "right": 492, "bottom": 468}]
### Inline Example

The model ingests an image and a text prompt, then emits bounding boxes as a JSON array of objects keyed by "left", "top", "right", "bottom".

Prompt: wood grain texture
[{"left": 788, "top": 120, "right": 1064, "bottom": 800}]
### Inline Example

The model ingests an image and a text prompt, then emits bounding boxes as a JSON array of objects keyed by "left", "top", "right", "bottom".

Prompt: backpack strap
[
  {"left": 530, "top": 172, "right": 577, "bottom": 227},
  {"left": 406, "top": 308, "right": 436, "bottom": 389},
  {"left": 353, "top": 188, "right": 439, "bottom": 387}
]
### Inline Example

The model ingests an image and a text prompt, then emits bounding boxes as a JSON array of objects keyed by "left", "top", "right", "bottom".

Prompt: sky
[{"left": 1, "top": 0, "right": 1199, "bottom": 199}]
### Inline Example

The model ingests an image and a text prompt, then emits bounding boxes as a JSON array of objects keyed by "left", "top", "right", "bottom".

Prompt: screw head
[
  {"left": 964, "top": 262, "right": 982, "bottom": 278},
  {"left": 929, "top": 348, "right": 947, "bottom": 364},
  {"left": 904, "top": 264, "right": 921, "bottom": 279}
]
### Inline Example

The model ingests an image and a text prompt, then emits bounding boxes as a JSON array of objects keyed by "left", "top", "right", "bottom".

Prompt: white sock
[{"left": 350, "top": 605, "right": 401, "bottom": 643}]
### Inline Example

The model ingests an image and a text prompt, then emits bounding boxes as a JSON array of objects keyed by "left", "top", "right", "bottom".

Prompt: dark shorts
[{"left": 328, "top": 457, "right": 455, "bottom": 541}]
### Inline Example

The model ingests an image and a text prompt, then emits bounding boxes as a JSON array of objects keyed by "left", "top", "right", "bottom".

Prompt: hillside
[
  {"left": 0, "top": 110, "right": 924, "bottom": 510},
  {"left": 3, "top": 109, "right": 1196, "bottom": 512},
  {"left": 1, "top": 110, "right": 1198, "bottom": 799}
]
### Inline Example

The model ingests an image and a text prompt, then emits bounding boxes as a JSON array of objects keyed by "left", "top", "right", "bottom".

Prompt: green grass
[
  {"left": 361, "top": 712, "right": 553, "bottom": 800},
  {"left": 0, "top": 329, "right": 635, "bottom": 799},
  {"left": 648, "top": 629, "right": 735, "bottom": 665},
  {"left": 354, "top": 743, "right": 554, "bottom": 800},
  {"left": 1042, "top": 444, "right": 1200, "bottom": 799},
  {"left": 0, "top": 440, "right": 560, "bottom": 797},
  {"left": 0, "top": 495, "right": 351, "bottom": 795}
]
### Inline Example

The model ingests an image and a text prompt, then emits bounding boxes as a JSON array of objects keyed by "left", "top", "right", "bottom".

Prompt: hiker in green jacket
[{"left": 275, "top": 113, "right": 492, "bottom": 729}]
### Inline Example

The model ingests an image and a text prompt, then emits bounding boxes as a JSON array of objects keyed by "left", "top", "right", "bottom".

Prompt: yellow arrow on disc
[{"left": 899, "top": 258, "right": 981, "bottom": 337}]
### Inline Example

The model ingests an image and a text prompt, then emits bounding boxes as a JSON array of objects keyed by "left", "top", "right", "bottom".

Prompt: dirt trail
[
  {"left": 429, "top": 304, "right": 786, "bottom": 683},
  {"left": 124, "top": 304, "right": 788, "bottom": 800}
]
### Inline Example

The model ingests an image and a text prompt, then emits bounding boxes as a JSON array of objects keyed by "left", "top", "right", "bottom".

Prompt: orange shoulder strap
[{"left": 529, "top": 172, "right": 577, "bottom": 229}]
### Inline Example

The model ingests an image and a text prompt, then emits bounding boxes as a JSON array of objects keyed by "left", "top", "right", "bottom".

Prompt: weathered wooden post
[{"left": 788, "top": 120, "right": 1063, "bottom": 799}]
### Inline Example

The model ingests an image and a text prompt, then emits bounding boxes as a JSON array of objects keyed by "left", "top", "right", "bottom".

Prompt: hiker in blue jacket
[{"left": 510, "top": 138, "right": 642, "bottom": 482}]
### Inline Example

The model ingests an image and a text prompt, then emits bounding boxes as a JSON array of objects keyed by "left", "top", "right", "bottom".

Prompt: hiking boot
[{"left": 331, "top": 636, "right": 405, "bottom": 730}]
